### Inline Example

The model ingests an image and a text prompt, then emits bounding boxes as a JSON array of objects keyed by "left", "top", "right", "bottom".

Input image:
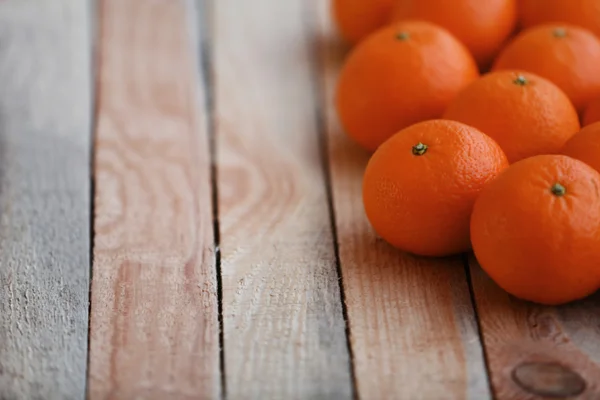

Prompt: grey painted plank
[{"left": 0, "top": 1, "right": 92, "bottom": 399}]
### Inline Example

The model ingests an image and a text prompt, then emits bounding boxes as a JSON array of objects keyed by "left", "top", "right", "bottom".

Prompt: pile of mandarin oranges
[{"left": 332, "top": 0, "right": 600, "bottom": 306}]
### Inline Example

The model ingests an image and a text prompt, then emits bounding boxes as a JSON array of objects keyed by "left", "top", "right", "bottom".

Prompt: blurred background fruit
[
  {"left": 471, "top": 154, "right": 600, "bottom": 305},
  {"left": 561, "top": 122, "right": 600, "bottom": 173},
  {"left": 443, "top": 71, "right": 580, "bottom": 163},
  {"left": 493, "top": 24, "right": 600, "bottom": 114},
  {"left": 336, "top": 21, "right": 478, "bottom": 152},
  {"left": 362, "top": 120, "right": 508, "bottom": 257},
  {"left": 391, "top": 0, "right": 517, "bottom": 69},
  {"left": 583, "top": 98, "right": 600, "bottom": 126},
  {"left": 518, "top": 0, "right": 600, "bottom": 39},
  {"left": 332, "top": 0, "right": 393, "bottom": 45}
]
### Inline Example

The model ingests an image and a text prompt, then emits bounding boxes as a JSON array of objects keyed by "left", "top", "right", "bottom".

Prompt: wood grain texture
[
  {"left": 88, "top": 0, "right": 220, "bottom": 398},
  {"left": 213, "top": 1, "right": 353, "bottom": 398},
  {"left": 311, "top": 3, "right": 492, "bottom": 399},
  {"left": 0, "top": 1, "right": 92, "bottom": 399},
  {"left": 470, "top": 258, "right": 600, "bottom": 400}
]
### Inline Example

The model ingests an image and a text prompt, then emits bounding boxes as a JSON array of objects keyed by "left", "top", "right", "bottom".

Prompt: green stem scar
[
  {"left": 513, "top": 75, "right": 528, "bottom": 86},
  {"left": 396, "top": 32, "right": 410, "bottom": 41},
  {"left": 551, "top": 183, "right": 566, "bottom": 197},
  {"left": 412, "top": 142, "right": 428, "bottom": 156},
  {"left": 553, "top": 28, "right": 567, "bottom": 38}
]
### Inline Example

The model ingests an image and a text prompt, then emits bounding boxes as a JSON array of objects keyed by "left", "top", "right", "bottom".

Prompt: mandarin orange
[
  {"left": 583, "top": 98, "right": 600, "bottom": 126},
  {"left": 392, "top": 0, "right": 517, "bottom": 69},
  {"left": 519, "top": 0, "right": 600, "bottom": 39},
  {"left": 561, "top": 122, "right": 600, "bottom": 173},
  {"left": 443, "top": 70, "right": 580, "bottom": 163},
  {"left": 363, "top": 120, "right": 508, "bottom": 257},
  {"left": 332, "top": 0, "right": 394, "bottom": 45},
  {"left": 493, "top": 24, "right": 600, "bottom": 113},
  {"left": 336, "top": 21, "right": 479, "bottom": 152},
  {"left": 471, "top": 155, "right": 600, "bottom": 305}
]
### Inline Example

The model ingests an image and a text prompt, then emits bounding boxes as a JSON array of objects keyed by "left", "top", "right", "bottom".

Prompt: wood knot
[{"left": 512, "top": 362, "right": 586, "bottom": 398}]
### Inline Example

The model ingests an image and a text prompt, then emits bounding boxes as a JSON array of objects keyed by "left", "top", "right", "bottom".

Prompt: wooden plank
[
  {"left": 213, "top": 1, "right": 353, "bottom": 398},
  {"left": 311, "top": 3, "right": 492, "bottom": 399},
  {"left": 470, "top": 258, "right": 600, "bottom": 399},
  {"left": 0, "top": 1, "right": 92, "bottom": 399},
  {"left": 88, "top": 0, "right": 221, "bottom": 398}
]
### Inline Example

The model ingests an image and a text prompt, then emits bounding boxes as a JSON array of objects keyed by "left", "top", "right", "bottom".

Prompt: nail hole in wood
[{"left": 512, "top": 361, "right": 586, "bottom": 398}]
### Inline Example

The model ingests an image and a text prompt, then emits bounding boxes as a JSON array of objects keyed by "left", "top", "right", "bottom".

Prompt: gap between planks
[
  {"left": 302, "top": 2, "right": 359, "bottom": 397},
  {"left": 192, "top": 0, "right": 228, "bottom": 396},
  {"left": 87, "top": 0, "right": 100, "bottom": 398}
]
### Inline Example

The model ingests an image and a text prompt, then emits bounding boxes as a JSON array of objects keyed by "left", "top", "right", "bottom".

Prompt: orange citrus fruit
[
  {"left": 471, "top": 154, "right": 600, "bottom": 305},
  {"left": 391, "top": 0, "right": 517, "bottom": 69},
  {"left": 363, "top": 119, "right": 508, "bottom": 257},
  {"left": 336, "top": 21, "right": 479, "bottom": 152},
  {"left": 518, "top": 0, "right": 600, "bottom": 39},
  {"left": 493, "top": 24, "right": 600, "bottom": 113},
  {"left": 561, "top": 122, "right": 600, "bottom": 173},
  {"left": 583, "top": 98, "right": 600, "bottom": 126},
  {"left": 332, "top": 0, "right": 394, "bottom": 45},
  {"left": 443, "top": 70, "right": 580, "bottom": 163}
]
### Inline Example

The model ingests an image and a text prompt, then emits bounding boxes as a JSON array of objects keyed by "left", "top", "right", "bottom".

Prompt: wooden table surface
[{"left": 0, "top": 1, "right": 599, "bottom": 399}]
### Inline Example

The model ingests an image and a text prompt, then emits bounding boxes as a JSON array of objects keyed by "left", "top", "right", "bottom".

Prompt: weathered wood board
[
  {"left": 213, "top": 1, "right": 353, "bottom": 398},
  {"left": 470, "top": 258, "right": 600, "bottom": 399},
  {"left": 88, "top": 0, "right": 221, "bottom": 398},
  {"left": 0, "top": 1, "right": 92, "bottom": 399}
]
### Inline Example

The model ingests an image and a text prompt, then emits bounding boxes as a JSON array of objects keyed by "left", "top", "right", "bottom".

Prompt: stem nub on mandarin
[
  {"left": 513, "top": 75, "right": 528, "bottom": 86},
  {"left": 396, "top": 32, "right": 410, "bottom": 41},
  {"left": 553, "top": 28, "right": 567, "bottom": 38},
  {"left": 412, "top": 142, "right": 428, "bottom": 156},
  {"left": 551, "top": 183, "right": 567, "bottom": 197}
]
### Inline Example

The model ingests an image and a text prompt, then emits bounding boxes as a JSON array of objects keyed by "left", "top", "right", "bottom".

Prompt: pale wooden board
[
  {"left": 0, "top": 1, "right": 92, "bottom": 399},
  {"left": 88, "top": 0, "right": 221, "bottom": 399},
  {"left": 213, "top": 0, "right": 353, "bottom": 398},
  {"left": 311, "top": 3, "right": 492, "bottom": 399},
  {"left": 470, "top": 258, "right": 600, "bottom": 399}
]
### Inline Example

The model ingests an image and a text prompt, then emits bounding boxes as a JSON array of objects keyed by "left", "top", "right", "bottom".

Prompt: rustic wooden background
[{"left": 0, "top": 0, "right": 599, "bottom": 399}]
